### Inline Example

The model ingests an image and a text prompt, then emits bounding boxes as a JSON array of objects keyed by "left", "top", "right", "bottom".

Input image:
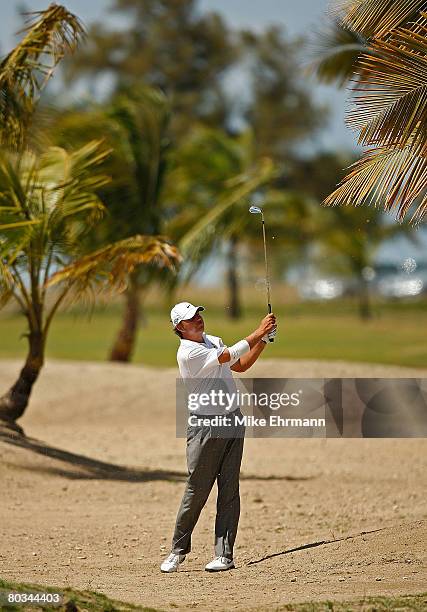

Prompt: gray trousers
[{"left": 171, "top": 411, "right": 245, "bottom": 559}]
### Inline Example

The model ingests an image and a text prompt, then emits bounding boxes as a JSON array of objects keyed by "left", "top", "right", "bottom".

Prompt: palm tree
[
  {"left": 164, "top": 128, "right": 276, "bottom": 318},
  {"left": 310, "top": 0, "right": 427, "bottom": 224},
  {"left": 106, "top": 87, "right": 171, "bottom": 361},
  {"left": 48, "top": 86, "right": 172, "bottom": 362},
  {"left": 0, "top": 6, "right": 180, "bottom": 427},
  {"left": 165, "top": 128, "right": 331, "bottom": 319},
  {"left": 0, "top": 3, "right": 85, "bottom": 149},
  {"left": 0, "top": 142, "right": 179, "bottom": 429},
  {"left": 318, "top": 205, "right": 413, "bottom": 319}
]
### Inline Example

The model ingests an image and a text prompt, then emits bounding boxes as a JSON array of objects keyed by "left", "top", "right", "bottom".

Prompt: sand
[{"left": 1, "top": 358, "right": 426, "bottom": 611}]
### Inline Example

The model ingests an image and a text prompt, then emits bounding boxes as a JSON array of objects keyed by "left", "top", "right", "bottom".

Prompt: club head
[{"left": 249, "top": 205, "right": 263, "bottom": 214}]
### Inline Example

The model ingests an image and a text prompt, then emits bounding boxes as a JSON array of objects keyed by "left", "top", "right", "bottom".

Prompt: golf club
[{"left": 249, "top": 204, "right": 275, "bottom": 342}]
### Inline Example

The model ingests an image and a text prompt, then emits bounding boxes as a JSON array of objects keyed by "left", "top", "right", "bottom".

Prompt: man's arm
[
  {"left": 218, "top": 313, "right": 276, "bottom": 365},
  {"left": 230, "top": 340, "right": 266, "bottom": 372}
]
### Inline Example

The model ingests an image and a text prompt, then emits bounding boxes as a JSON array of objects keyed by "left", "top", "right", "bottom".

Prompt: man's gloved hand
[{"left": 262, "top": 326, "right": 277, "bottom": 343}]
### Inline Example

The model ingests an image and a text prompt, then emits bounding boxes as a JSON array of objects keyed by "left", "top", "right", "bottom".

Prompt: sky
[{"left": 1, "top": 0, "right": 426, "bottom": 268}]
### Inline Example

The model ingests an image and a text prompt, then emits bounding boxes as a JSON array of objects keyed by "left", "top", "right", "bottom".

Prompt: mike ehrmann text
[{"left": 188, "top": 414, "right": 326, "bottom": 428}]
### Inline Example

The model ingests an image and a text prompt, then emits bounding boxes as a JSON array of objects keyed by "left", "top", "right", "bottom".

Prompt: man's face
[{"left": 177, "top": 310, "right": 204, "bottom": 339}]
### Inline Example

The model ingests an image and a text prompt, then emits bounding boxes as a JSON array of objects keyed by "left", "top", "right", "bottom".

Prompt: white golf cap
[{"left": 170, "top": 302, "right": 205, "bottom": 328}]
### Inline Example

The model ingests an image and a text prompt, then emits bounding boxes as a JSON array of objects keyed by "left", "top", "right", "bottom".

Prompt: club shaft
[{"left": 261, "top": 214, "right": 271, "bottom": 310}]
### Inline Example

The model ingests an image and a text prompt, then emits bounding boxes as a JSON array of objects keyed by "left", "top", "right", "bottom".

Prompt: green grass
[
  {"left": 276, "top": 592, "right": 427, "bottom": 611},
  {"left": 1, "top": 290, "right": 427, "bottom": 369},
  {"left": 0, "top": 578, "right": 157, "bottom": 611},
  {"left": 0, "top": 580, "right": 425, "bottom": 612}
]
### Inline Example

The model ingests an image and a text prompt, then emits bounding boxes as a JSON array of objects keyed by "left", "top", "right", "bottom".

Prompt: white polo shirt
[{"left": 177, "top": 332, "right": 238, "bottom": 415}]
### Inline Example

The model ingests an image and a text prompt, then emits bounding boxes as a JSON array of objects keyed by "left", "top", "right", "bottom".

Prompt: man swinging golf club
[
  {"left": 161, "top": 203, "right": 277, "bottom": 573},
  {"left": 160, "top": 303, "right": 277, "bottom": 573}
]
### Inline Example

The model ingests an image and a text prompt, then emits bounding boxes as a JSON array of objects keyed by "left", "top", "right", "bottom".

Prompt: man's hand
[
  {"left": 259, "top": 314, "right": 277, "bottom": 344},
  {"left": 218, "top": 312, "right": 278, "bottom": 365},
  {"left": 230, "top": 314, "right": 278, "bottom": 371},
  {"left": 262, "top": 327, "right": 277, "bottom": 343},
  {"left": 257, "top": 313, "right": 277, "bottom": 343},
  {"left": 257, "top": 313, "right": 276, "bottom": 338}
]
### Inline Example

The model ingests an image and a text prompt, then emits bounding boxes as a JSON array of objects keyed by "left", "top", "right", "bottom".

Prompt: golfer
[{"left": 161, "top": 301, "right": 277, "bottom": 573}]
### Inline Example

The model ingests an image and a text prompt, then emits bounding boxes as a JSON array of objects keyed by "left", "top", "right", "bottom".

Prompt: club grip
[{"left": 267, "top": 303, "right": 274, "bottom": 342}]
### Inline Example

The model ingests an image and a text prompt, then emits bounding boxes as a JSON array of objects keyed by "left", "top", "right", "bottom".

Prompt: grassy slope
[
  {"left": 0, "top": 580, "right": 426, "bottom": 611},
  {"left": 0, "top": 578, "right": 153, "bottom": 611}
]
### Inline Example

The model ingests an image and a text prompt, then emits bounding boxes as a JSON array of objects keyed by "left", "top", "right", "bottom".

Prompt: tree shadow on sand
[{"left": 0, "top": 427, "right": 318, "bottom": 483}]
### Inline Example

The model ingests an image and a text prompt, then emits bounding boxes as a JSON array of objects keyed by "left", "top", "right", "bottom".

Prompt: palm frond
[
  {"left": 0, "top": 141, "right": 112, "bottom": 287},
  {"left": 339, "top": 0, "right": 427, "bottom": 39},
  {"left": 46, "top": 235, "right": 181, "bottom": 297},
  {"left": 0, "top": 141, "right": 110, "bottom": 223},
  {"left": 0, "top": 3, "right": 85, "bottom": 148},
  {"left": 0, "top": 219, "right": 40, "bottom": 230},
  {"left": 347, "top": 21, "right": 427, "bottom": 155},
  {"left": 179, "top": 157, "right": 275, "bottom": 260},
  {"left": 0, "top": 257, "right": 14, "bottom": 307},
  {"left": 38, "top": 141, "right": 111, "bottom": 228},
  {"left": 324, "top": 144, "right": 427, "bottom": 224},
  {"left": 0, "top": 152, "right": 41, "bottom": 262},
  {"left": 107, "top": 86, "right": 171, "bottom": 233},
  {"left": 307, "top": 19, "right": 370, "bottom": 86}
]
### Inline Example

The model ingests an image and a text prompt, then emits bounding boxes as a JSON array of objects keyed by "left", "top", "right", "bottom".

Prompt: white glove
[{"left": 262, "top": 327, "right": 277, "bottom": 343}]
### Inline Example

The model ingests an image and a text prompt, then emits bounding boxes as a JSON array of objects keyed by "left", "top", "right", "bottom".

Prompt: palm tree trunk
[
  {"left": 0, "top": 329, "right": 44, "bottom": 424},
  {"left": 109, "top": 276, "right": 141, "bottom": 362},
  {"left": 226, "top": 234, "right": 241, "bottom": 319}
]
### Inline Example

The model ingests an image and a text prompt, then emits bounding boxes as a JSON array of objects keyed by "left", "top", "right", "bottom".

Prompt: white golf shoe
[
  {"left": 160, "top": 552, "right": 186, "bottom": 573},
  {"left": 205, "top": 556, "right": 235, "bottom": 572}
]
